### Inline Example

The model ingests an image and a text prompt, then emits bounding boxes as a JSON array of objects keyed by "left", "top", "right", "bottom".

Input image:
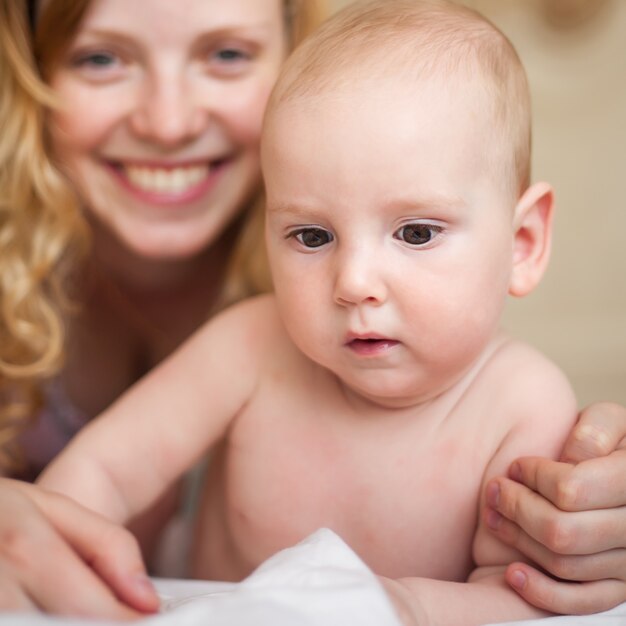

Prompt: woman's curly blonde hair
[
  {"left": 0, "top": 0, "right": 329, "bottom": 473},
  {"left": 0, "top": 0, "right": 88, "bottom": 472}
]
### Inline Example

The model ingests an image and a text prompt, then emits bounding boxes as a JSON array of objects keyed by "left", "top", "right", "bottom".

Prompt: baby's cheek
[{"left": 412, "top": 291, "right": 498, "bottom": 375}]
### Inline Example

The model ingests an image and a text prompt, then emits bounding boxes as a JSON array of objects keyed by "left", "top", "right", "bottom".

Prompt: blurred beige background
[{"left": 328, "top": 0, "right": 625, "bottom": 407}]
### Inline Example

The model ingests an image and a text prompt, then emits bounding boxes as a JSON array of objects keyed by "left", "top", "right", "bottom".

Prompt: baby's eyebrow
[
  {"left": 382, "top": 194, "right": 467, "bottom": 213},
  {"left": 267, "top": 195, "right": 467, "bottom": 219},
  {"left": 266, "top": 202, "right": 322, "bottom": 218}
]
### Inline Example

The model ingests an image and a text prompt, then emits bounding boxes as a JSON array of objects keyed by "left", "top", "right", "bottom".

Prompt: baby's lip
[
  {"left": 345, "top": 331, "right": 393, "bottom": 343},
  {"left": 344, "top": 332, "right": 400, "bottom": 349}
]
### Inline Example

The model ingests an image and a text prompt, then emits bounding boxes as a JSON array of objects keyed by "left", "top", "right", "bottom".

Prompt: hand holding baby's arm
[
  {"left": 0, "top": 478, "right": 158, "bottom": 618},
  {"left": 485, "top": 402, "right": 626, "bottom": 614}
]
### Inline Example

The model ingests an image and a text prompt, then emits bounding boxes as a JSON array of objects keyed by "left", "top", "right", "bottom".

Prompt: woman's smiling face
[{"left": 48, "top": 0, "right": 287, "bottom": 259}]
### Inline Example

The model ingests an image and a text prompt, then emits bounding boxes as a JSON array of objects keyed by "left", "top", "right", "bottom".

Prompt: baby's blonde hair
[
  {"left": 0, "top": 0, "right": 329, "bottom": 472},
  {"left": 268, "top": 0, "right": 531, "bottom": 198}
]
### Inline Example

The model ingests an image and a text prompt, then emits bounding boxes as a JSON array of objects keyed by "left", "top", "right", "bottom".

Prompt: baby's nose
[{"left": 333, "top": 251, "right": 387, "bottom": 306}]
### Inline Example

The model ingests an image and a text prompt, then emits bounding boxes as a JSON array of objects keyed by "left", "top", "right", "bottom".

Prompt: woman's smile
[{"left": 105, "top": 158, "right": 232, "bottom": 206}]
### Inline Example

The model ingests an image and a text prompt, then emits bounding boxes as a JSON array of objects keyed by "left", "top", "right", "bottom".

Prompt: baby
[{"left": 39, "top": 1, "right": 578, "bottom": 624}]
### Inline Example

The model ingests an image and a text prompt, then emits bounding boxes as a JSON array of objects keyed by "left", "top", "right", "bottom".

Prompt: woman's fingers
[
  {"left": 511, "top": 451, "right": 626, "bottom": 511},
  {"left": 29, "top": 486, "right": 159, "bottom": 612},
  {"left": 0, "top": 480, "right": 159, "bottom": 618},
  {"left": 484, "top": 504, "right": 626, "bottom": 581},
  {"left": 482, "top": 402, "right": 626, "bottom": 615},
  {"left": 485, "top": 477, "right": 626, "bottom": 615},
  {"left": 0, "top": 580, "right": 38, "bottom": 613},
  {"left": 503, "top": 563, "right": 626, "bottom": 615},
  {"left": 560, "top": 402, "right": 626, "bottom": 463},
  {"left": 15, "top": 528, "right": 145, "bottom": 619},
  {"left": 486, "top": 477, "right": 626, "bottom": 554}
]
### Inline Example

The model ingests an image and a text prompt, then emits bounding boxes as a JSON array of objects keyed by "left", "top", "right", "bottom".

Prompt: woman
[
  {"left": 0, "top": 0, "right": 326, "bottom": 615},
  {"left": 1, "top": 0, "right": 323, "bottom": 478},
  {"left": 3, "top": 0, "right": 321, "bottom": 565},
  {"left": 0, "top": 0, "right": 625, "bottom": 619}
]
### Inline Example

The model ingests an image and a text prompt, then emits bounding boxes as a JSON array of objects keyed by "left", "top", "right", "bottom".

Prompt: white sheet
[
  {"left": 486, "top": 604, "right": 626, "bottom": 626},
  {"left": 0, "top": 528, "right": 624, "bottom": 626}
]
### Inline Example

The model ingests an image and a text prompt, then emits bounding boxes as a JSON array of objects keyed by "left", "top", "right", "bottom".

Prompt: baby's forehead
[
  {"left": 266, "top": 66, "right": 494, "bottom": 134},
  {"left": 262, "top": 69, "right": 516, "bottom": 205}
]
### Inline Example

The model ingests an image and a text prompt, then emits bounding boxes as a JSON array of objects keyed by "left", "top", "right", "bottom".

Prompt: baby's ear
[{"left": 509, "top": 181, "right": 554, "bottom": 297}]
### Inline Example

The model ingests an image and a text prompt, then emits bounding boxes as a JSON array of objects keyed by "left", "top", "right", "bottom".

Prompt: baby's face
[{"left": 263, "top": 75, "right": 517, "bottom": 407}]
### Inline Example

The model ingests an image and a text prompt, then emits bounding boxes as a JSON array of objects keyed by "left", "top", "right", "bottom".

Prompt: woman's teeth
[{"left": 124, "top": 164, "right": 209, "bottom": 194}]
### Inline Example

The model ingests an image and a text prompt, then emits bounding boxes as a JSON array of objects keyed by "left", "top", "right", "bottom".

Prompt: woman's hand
[
  {"left": 0, "top": 478, "right": 159, "bottom": 619},
  {"left": 484, "top": 402, "right": 626, "bottom": 614}
]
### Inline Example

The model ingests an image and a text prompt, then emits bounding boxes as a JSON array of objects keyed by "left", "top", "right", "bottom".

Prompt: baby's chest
[{"left": 221, "top": 398, "right": 494, "bottom": 580}]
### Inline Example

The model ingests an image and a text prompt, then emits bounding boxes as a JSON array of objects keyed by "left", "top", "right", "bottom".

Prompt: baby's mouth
[
  {"left": 349, "top": 338, "right": 397, "bottom": 347},
  {"left": 346, "top": 336, "right": 400, "bottom": 355}
]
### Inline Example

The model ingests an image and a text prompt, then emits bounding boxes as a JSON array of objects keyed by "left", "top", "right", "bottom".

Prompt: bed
[{"left": 1, "top": 529, "right": 624, "bottom": 626}]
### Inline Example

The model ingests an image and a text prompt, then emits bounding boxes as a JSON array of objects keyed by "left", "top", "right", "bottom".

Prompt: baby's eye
[
  {"left": 394, "top": 223, "right": 442, "bottom": 246},
  {"left": 291, "top": 228, "right": 334, "bottom": 248}
]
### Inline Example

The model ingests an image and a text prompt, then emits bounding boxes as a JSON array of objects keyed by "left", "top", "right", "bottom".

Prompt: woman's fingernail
[
  {"left": 133, "top": 573, "right": 157, "bottom": 597},
  {"left": 577, "top": 424, "right": 611, "bottom": 455},
  {"left": 485, "top": 508, "right": 503, "bottom": 530},
  {"left": 486, "top": 481, "right": 500, "bottom": 508},
  {"left": 509, "top": 462, "right": 522, "bottom": 482},
  {"left": 509, "top": 569, "right": 527, "bottom": 590}
]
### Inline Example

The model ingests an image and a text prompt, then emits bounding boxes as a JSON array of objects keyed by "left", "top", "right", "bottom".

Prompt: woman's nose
[
  {"left": 333, "top": 250, "right": 387, "bottom": 307},
  {"left": 129, "top": 75, "right": 207, "bottom": 147}
]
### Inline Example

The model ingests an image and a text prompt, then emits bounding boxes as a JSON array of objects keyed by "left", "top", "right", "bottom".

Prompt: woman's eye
[
  {"left": 85, "top": 53, "right": 115, "bottom": 66},
  {"left": 68, "top": 49, "right": 126, "bottom": 82},
  {"left": 394, "top": 223, "right": 442, "bottom": 246},
  {"left": 73, "top": 51, "right": 119, "bottom": 69},
  {"left": 208, "top": 46, "right": 253, "bottom": 75},
  {"left": 292, "top": 228, "right": 333, "bottom": 248},
  {"left": 214, "top": 48, "right": 248, "bottom": 62}
]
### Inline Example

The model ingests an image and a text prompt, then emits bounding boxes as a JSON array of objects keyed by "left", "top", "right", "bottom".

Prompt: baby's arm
[
  {"left": 384, "top": 344, "right": 579, "bottom": 626},
  {"left": 38, "top": 296, "right": 269, "bottom": 524}
]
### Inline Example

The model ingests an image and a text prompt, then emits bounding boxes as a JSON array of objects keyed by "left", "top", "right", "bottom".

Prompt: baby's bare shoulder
[
  {"left": 474, "top": 335, "right": 577, "bottom": 457},
  {"left": 482, "top": 337, "right": 575, "bottom": 414},
  {"left": 213, "top": 293, "right": 279, "bottom": 323},
  {"left": 206, "top": 294, "right": 296, "bottom": 360}
]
